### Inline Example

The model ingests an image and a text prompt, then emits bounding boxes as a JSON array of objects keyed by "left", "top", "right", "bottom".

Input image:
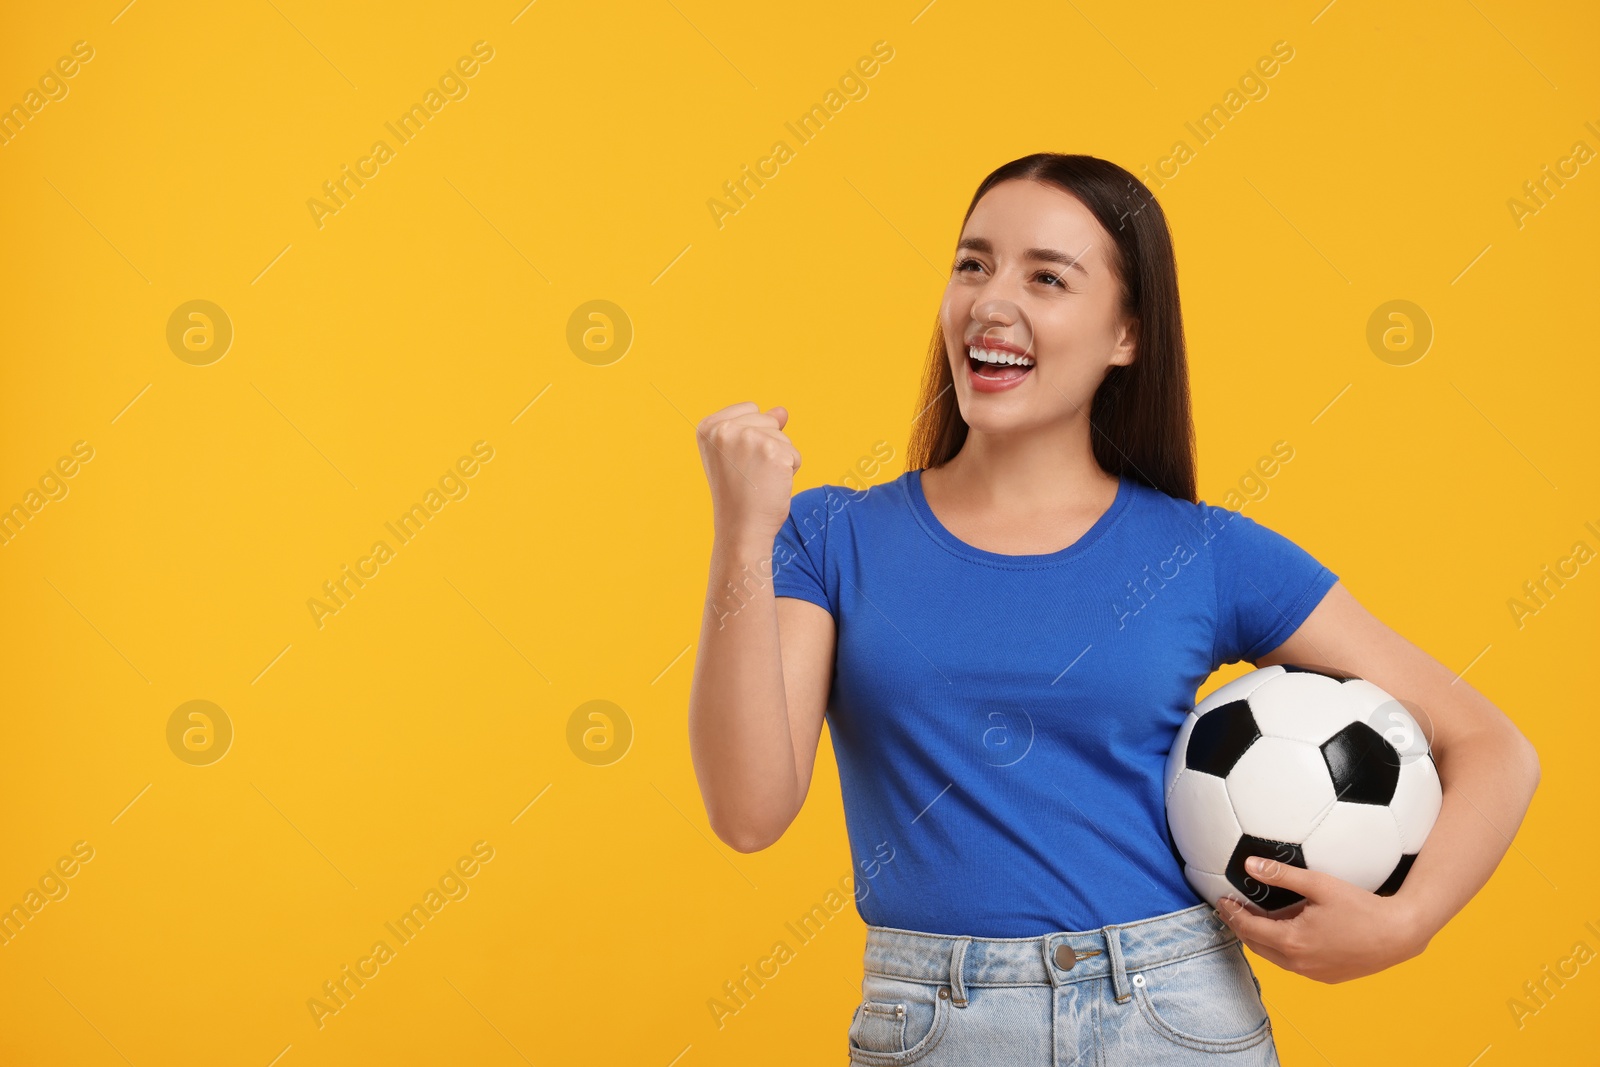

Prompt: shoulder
[
  {"left": 1112, "top": 482, "right": 1310, "bottom": 574},
  {"left": 786, "top": 471, "right": 911, "bottom": 526},
  {"left": 1115, "top": 477, "right": 1232, "bottom": 542},
  {"left": 1131, "top": 481, "right": 1280, "bottom": 552}
]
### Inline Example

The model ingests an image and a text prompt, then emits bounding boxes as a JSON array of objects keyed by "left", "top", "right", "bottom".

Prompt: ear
[{"left": 1109, "top": 316, "right": 1139, "bottom": 368}]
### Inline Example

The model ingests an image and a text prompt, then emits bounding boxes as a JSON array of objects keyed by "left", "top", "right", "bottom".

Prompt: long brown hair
[{"left": 904, "top": 153, "right": 1197, "bottom": 504}]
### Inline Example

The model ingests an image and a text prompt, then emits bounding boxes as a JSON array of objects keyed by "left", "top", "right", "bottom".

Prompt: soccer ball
[{"left": 1163, "top": 664, "right": 1442, "bottom": 912}]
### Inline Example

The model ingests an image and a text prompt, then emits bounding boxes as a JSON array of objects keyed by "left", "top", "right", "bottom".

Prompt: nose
[
  {"left": 974, "top": 297, "right": 1019, "bottom": 325},
  {"left": 971, "top": 297, "right": 1033, "bottom": 353}
]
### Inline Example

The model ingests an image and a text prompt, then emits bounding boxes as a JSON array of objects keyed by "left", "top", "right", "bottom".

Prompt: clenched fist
[{"left": 695, "top": 402, "right": 802, "bottom": 545}]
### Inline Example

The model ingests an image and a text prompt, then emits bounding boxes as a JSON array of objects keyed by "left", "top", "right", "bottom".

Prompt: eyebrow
[{"left": 956, "top": 236, "right": 1090, "bottom": 275}]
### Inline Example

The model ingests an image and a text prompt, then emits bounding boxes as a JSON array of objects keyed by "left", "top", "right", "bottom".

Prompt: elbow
[
  {"left": 714, "top": 821, "right": 780, "bottom": 854},
  {"left": 1507, "top": 716, "right": 1540, "bottom": 781},
  {"left": 725, "top": 831, "right": 777, "bottom": 854},
  {"left": 1499, "top": 724, "right": 1540, "bottom": 795},
  {"left": 1483, "top": 707, "right": 1540, "bottom": 790},
  {"left": 708, "top": 807, "right": 790, "bottom": 854}
]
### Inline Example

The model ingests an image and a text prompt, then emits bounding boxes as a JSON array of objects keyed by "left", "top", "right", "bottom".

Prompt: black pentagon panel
[
  {"left": 1375, "top": 853, "right": 1417, "bottom": 897},
  {"left": 1186, "top": 700, "right": 1260, "bottom": 778},
  {"left": 1320, "top": 721, "right": 1401, "bottom": 805},
  {"left": 1227, "top": 836, "right": 1307, "bottom": 912},
  {"left": 1280, "top": 663, "right": 1360, "bottom": 682}
]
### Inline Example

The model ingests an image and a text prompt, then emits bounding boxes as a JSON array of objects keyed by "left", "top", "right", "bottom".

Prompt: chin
[{"left": 955, "top": 403, "right": 1033, "bottom": 433}]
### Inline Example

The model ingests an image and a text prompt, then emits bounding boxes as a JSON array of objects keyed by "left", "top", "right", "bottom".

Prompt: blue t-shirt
[{"left": 770, "top": 468, "right": 1339, "bottom": 937}]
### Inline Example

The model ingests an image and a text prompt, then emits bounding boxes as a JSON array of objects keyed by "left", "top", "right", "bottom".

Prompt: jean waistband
[{"left": 862, "top": 902, "right": 1235, "bottom": 1007}]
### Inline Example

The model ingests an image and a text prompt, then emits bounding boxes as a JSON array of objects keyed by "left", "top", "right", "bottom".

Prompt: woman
[{"left": 687, "top": 153, "right": 1540, "bottom": 1065}]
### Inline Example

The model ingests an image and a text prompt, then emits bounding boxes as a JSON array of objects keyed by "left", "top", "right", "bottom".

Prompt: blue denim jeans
[{"left": 848, "top": 902, "right": 1279, "bottom": 1065}]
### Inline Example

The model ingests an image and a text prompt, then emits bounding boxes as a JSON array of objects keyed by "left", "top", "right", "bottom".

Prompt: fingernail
[{"left": 1247, "top": 857, "right": 1263, "bottom": 874}]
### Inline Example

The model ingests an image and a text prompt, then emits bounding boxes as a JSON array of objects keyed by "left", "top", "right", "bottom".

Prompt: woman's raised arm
[{"left": 688, "top": 402, "right": 836, "bottom": 853}]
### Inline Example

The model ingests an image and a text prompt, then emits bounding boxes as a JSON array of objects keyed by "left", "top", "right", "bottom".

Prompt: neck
[{"left": 935, "top": 426, "right": 1114, "bottom": 513}]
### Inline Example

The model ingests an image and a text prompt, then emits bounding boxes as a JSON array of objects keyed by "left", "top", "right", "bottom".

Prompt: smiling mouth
[{"left": 966, "top": 344, "right": 1034, "bottom": 381}]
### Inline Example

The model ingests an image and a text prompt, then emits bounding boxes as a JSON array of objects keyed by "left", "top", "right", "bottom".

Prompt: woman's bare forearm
[
  {"left": 1392, "top": 723, "right": 1541, "bottom": 942},
  {"left": 687, "top": 532, "right": 799, "bottom": 852}
]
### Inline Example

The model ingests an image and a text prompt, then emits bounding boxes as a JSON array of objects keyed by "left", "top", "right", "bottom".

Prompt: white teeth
[{"left": 968, "top": 345, "right": 1034, "bottom": 367}]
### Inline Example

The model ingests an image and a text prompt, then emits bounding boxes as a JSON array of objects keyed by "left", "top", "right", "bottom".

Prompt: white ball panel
[
  {"left": 1195, "top": 666, "right": 1284, "bottom": 716},
  {"left": 1167, "top": 768, "right": 1243, "bottom": 875},
  {"left": 1391, "top": 756, "right": 1444, "bottom": 853},
  {"left": 1301, "top": 802, "right": 1404, "bottom": 892},
  {"left": 1184, "top": 865, "right": 1244, "bottom": 911},
  {"left": 1246, "top": 673, "right": 1357, "bottom": 745},
  {"left": 1334, "top": 678, "right": 1403, "bottom": 723},
  {"left": 1227, "top": 737, "right": 1337, "bottom": 843}
]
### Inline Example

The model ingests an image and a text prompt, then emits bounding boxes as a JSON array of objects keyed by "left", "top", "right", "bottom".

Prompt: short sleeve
[
  {"left": 770, "top": 485, "right": 836, "bottom": 619},
  {"left": 1204, "top": 502, "right": 1339, "bottom": 668}
]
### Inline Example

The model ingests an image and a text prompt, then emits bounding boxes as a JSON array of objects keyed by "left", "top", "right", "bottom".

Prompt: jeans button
[{"left": 1053, "top": 944, "right": 1077, "bottom": 970}]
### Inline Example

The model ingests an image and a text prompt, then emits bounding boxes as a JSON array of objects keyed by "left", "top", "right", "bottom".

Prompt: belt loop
[
  {"left": 948, "top": 937, "right": 971, "bottom": 1007},
  {"left": 1104, "top": 925, "right": 1132, "bottom": 1004}
]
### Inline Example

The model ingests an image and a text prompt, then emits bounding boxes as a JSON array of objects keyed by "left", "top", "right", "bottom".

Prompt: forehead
[{"left": 960, "top": 180, "right": 1110, "bottom": 265}]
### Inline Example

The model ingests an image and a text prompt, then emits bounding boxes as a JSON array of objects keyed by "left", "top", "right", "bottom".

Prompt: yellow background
[{"left": 1, "top": 0, "right": 1595, "bottom": 1063}]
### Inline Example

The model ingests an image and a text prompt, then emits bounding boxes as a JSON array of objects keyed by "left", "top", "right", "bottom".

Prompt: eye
[{"left": 952, "top": 258, "right": 1070, "bottom": 290}]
